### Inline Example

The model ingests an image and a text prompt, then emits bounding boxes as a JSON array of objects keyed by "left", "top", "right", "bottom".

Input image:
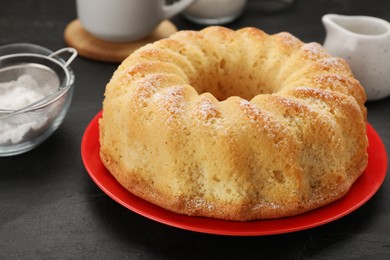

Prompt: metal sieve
[
  {"left": 0, "top": 46, "right": 77, "bottom": 156},
  {"left": 0, "top": 47, "right": 77, "bottom": 117}
]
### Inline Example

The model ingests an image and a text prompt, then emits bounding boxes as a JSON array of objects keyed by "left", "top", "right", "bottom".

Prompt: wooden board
[{"left": 64, "top": 19, "right": 178, "bottom": 63}]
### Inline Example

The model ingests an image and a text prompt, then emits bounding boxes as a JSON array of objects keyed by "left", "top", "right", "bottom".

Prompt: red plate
[{"left": 81, "top": 111, "right": 387, "bottom": 236}]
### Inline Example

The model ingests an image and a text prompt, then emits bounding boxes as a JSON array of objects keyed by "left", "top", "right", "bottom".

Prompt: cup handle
[{"left": 162, "top": 0, "right": 197, "bottom": 20}]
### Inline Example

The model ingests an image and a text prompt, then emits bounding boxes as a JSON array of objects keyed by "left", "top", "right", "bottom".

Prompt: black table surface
[{"left": 1, "top": 0, "right": 389, "bottom": 259}]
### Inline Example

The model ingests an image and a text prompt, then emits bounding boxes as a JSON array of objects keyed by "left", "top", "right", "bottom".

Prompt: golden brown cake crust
[{"left": 99, "top": 26, "right": 368, "bottom": 221}]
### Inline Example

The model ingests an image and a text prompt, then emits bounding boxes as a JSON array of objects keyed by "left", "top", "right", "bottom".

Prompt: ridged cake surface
[{"left": 99, "top": 27, "right": 368, "bottom": 221}]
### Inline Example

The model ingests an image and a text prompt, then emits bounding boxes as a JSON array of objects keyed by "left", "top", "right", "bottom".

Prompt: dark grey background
[{"left": 1, "top": 0, "right": 389, "bottom": 259}]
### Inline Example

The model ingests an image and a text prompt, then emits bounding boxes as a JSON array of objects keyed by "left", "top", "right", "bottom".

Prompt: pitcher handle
[{"left": 162, "top": 0, "right": 196, "bottom": 20}]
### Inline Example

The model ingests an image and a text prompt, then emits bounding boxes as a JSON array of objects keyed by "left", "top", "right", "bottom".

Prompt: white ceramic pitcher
[{"left": 322, "top": 14, "right": 390, "bottom": 101}]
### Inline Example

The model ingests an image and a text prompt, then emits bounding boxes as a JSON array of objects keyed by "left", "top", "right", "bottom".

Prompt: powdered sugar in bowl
[{"left": 0, "top": 43, "right": 77, "bottom": 156}]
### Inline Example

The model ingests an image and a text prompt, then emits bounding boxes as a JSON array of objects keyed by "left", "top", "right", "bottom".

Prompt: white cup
[{"left": 76, "top": 0, "right": 196, "bottom": 42}]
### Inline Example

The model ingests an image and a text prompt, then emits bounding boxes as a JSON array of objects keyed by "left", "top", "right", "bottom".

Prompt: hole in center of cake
[{"left": 189, "top": 59, "right": 276, "bottom": 101}]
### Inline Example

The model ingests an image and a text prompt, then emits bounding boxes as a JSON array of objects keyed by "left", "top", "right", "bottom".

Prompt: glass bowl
[{"left": 0, "top": 43, "right": 77, "bottom": 156}]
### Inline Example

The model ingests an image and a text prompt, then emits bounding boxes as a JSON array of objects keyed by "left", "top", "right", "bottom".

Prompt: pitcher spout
[{"left": 322, "top": 14, "right": 390, "bottom": 38}]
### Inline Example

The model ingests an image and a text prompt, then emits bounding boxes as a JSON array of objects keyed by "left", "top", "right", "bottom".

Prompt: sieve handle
[{"left": 49, "top": 47, "right": 78, "bottom": 67}]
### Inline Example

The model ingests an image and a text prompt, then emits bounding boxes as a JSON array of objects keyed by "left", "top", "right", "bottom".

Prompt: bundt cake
[{"left": 99, "top": 26, "right": 368, "bottom": 221}]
